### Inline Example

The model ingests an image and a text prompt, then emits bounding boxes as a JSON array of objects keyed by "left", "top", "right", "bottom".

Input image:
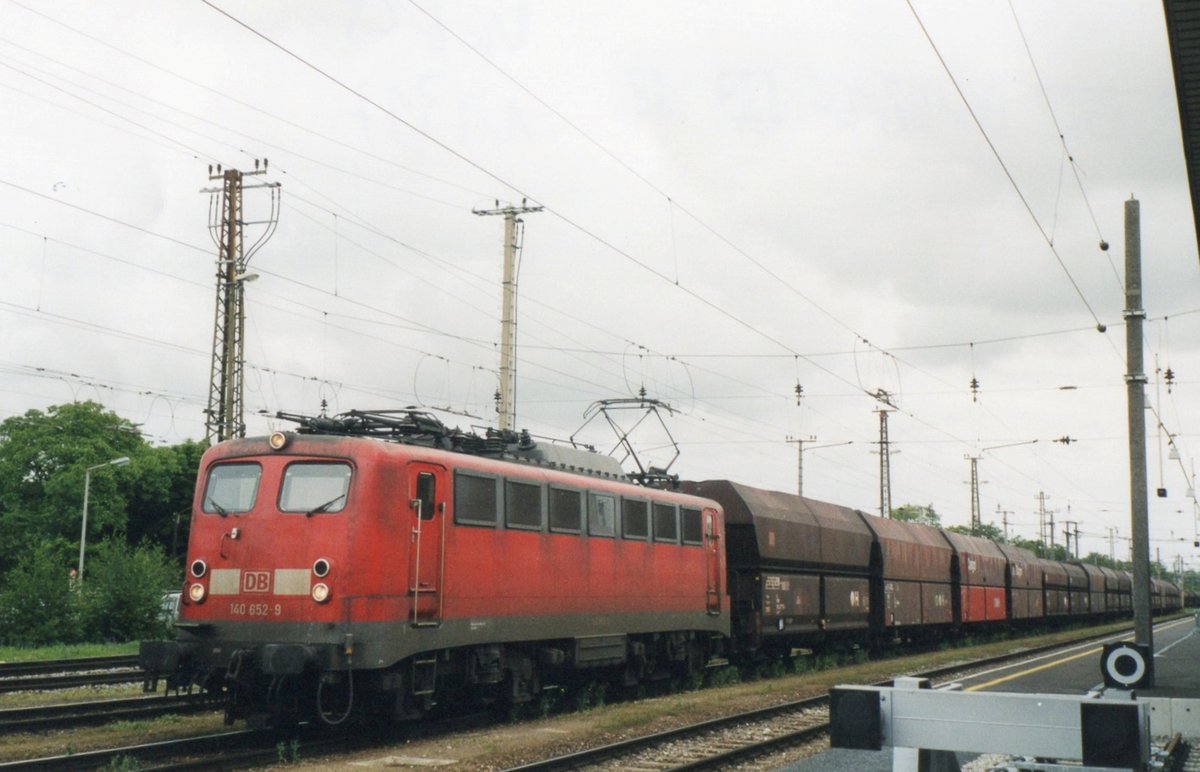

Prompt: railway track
[
  {"left": 0, "top": 694, "right": 211, "bottom": 734},
  {"left": 0, "top": 654, "right": 143, "bottom": 693},
  {"left": 0, "top": 621, "right": 1178, "bottom": 770},
  {"left": 0, "top": 710, "right": 487, "bottom": 771},
  {"left": 505, "top": 624, "right": 1159, "bottom": 771},
  {"left": 0, "top": 727, "right": 290, "bottom": 771}
]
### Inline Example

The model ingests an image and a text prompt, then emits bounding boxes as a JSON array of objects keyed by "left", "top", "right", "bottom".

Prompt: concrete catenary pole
[
  {"left": 1125, "top": 197, "right": 1154, "bottom": 673},
  {"left": 473, "top": 201, "right": 543, "bottom": 433},
  {"left": 967, "top": 455, "right": 981, "bottom": 534}
]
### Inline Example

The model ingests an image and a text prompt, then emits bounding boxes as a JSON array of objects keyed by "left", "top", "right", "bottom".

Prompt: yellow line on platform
[
  {"left": 965, "top": 645, "right": 1103, "bottom": 691},
  {"left": 965, "top": 615, "right": 1194, "bottom": 693}
]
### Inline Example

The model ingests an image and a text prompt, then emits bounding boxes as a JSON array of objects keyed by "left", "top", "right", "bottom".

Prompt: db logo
[{"left": 242, "top": 571, "right": 271, "bottom": 593}]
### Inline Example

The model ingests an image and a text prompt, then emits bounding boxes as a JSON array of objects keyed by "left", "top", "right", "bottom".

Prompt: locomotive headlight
[
  {"left": 311, "top": 582, "right": 331, "bottom": 603},
  {"left": 269, "top": 431, "right": 289, "bottom": 451},
  {"left": 189, "top": 559, "right": 207, "bottom": 579},
  {"left": 188, "top": 582, "right": 207, "bottom": 603},
  {"left": 313, "top": 558, "right": 331, "bottom": 578}
]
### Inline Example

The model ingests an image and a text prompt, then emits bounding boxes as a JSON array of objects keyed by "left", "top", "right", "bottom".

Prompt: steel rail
[
  {"left": 0, "top": 694, "right": 209, "bottom": 734},
  {"left": 0, "top": 654, "right": 138, "bottom": 678},
  {"left": 505, "top": 621, "right": 1160, "bottom": 771}
]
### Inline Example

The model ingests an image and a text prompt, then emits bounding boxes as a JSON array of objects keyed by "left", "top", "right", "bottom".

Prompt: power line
[
  {"left": 404, "top": 0, "right": 978, "bottom": 408},
  {"left": 0, "top": 55, "right": 219, "bottom": 164},
  {"left": 197, "top": 1, "right": 888, "bottom": 394},
  {"left": 0, "top": 176, "right": 209, "bottom": 254},
  {"left": 1005, "top": 0, "right": 1110, "bottom": 255},
  {"left": 904, "top": 0, "right": 1109, "bottom": 333},
  {"left": 1, "top": 3, "right": 1157, "bottom": 522},
  {"left": 9, "top": 0, "right": 1085, "bottom": 473},
  {"left": 393, "top": 0, "right": 1121, "bottom": 481},
  {"left": 2, "top": 2, "right": 491, "bottom": 200}
]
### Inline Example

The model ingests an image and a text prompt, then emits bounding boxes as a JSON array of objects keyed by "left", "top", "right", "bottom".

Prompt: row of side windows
[{"left": 453, "top": 470, "right": 704, "bottom": 545}]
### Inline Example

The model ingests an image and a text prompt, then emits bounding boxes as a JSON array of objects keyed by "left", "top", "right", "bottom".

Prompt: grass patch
[
  {"left": 0, "top": 713, "right": 227, "bottom": 765},
  {"left": 0, "top": 641, "right": 138, "bottom": 663},
  {"left": 0, "top": 683, "right": 147, "bottom": 710}
]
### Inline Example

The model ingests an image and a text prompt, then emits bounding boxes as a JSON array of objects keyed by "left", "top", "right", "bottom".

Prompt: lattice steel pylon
[
  {"left": 203, "top": 161, "right": 280, "bottom": 445},
  {"left": 875, "top": 389, "right": 896, "bottom": 519}
]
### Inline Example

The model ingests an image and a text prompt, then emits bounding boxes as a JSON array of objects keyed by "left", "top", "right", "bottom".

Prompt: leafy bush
[
  {"left": 78, "top": 540, "right": 179, "bottom": 642},
  {"left": 0, "top": 540, "right": 82, "bottom": 645},
  {"left": 0, "top": 537, "right": 178, "bottom": 646}
]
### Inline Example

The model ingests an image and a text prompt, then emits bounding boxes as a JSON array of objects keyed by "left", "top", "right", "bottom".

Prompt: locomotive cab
[{"left": 143, "top": 431, "right": 395, "bottom": 723}]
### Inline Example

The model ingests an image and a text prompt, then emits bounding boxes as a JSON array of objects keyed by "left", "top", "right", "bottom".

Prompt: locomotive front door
[
  {"left": 704, "top": 509, "right": 722, "bottom": 614},
  {"left": 408, "top": 463, "right": 445, "bottom": 626}
]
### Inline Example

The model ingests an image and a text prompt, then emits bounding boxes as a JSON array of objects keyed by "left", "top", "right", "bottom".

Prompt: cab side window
[
  {"left": 549, "top": 487, "right": 583, "bottom": 533},
  {"left": 454, "top": 471, "right": 499, "bottom": 526},
  {"left": 681, "top": 507, "right": 703, "bottom": 545},
  {"left": 652, "top": 502, "right": 678, "bottom": 543},
  {"left": 505, "top": 480, "right": 543, "bottom": 530},
  {"left": 622, "top": 498, "right": 649, "bottom": 540},
  {"left": 588, "top": 492, "right": 616, "bottom": 537}
]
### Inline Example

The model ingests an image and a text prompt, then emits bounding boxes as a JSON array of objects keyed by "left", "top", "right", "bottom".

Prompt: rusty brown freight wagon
[
  {"left": 941, "top": 530, "right": 1008, "bottom": 625},
  {"left": 682, "top": 480, "right": 874, "bottom": 654},
  {"left": 857, "top": 515, "right": 953, "bottom": 634},
  {"left": 997, "top": 543, "right": 1043, "bottom": 622}
]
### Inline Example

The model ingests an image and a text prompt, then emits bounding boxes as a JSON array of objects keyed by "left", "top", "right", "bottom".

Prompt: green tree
[
  {"left": 947, "top": 522, "right": 1005, "bottom": 541},
  {"left": 124, "top": 440, "right": 205, "bottom": 562},
  {"left": 0, "top": 402, "right": 144, "bottom": 574},
  {"left": 1009, "top": 535, "right": 1046, "bottom": 556},
  {"left": 891, "top": 503, "right": 941, "bottom": 527},
  {"left": 1081, "top": 551, "right": 1119, "bottom": 569}
]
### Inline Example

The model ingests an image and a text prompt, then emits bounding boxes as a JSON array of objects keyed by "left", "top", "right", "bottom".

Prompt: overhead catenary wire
[
  {"left": 905, "top": 0, "right": 1110, "bottom": 336},
  {"left": 0, "top": 3, "right": 491, "bottom": 200},
  {"left": 404, "top": 0, "right": 983, "bottom": 409},
  {"left": 2, "top": 0, "right": 1109, "bottom": 465},
  {"left": 390, "top": 0, "right": 1146, "bottom": 517},
  {"left": 1005, "top": 0, "right": 1111, "bottom": 255},
  {"left": 0, "top": 3, "right": 1185, "bottom": 538},
  {"left": 1, "top": 2, "right": 852, "bottom": 440},
  {"left": 0, "top": 15, "right": 1113, "bottom": 525},
  {"left": 200, "top": 1, "right": 1024, "bottom": 469}
]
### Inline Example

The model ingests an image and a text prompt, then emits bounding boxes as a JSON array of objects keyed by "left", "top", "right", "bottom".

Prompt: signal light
[
  {"left": 188, "top": 583, "right": 207, "bottom": 603},
  {"left": 269, "top": 431, "right": 289, "bottom": 450},
  {"left": 311, "top": 583, "right": 331, "bottom": 603}
]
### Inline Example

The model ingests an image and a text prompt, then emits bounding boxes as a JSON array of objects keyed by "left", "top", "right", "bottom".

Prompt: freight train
[{"left": 139, "top": 409, "right": 1183, "bottom": 725}]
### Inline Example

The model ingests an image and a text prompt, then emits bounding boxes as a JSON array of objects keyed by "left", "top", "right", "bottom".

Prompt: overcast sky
[{"left": 1, "top": 0, "right": 1197, "bottom": 567}]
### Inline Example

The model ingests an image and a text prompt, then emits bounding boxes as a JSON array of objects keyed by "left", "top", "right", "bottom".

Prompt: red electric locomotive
[
  {"left": 141, "top": 410, "right": 727, "bottom": 724},
  {"left": 142, "top": 409, "right": 1186, "bottom": 726}
]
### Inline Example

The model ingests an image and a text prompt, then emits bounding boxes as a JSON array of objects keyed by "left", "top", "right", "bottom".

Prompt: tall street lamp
[{"left": 78, "top": 456, "right": 130, "bottom": 583}]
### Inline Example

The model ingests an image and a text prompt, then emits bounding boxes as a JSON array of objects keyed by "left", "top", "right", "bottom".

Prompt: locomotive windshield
[
  {"left": 279, "top": 462, "right": 351, "bottom": 515},
  {"left": 201, "top": 463, "right": 262, "bottom": 514}
]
